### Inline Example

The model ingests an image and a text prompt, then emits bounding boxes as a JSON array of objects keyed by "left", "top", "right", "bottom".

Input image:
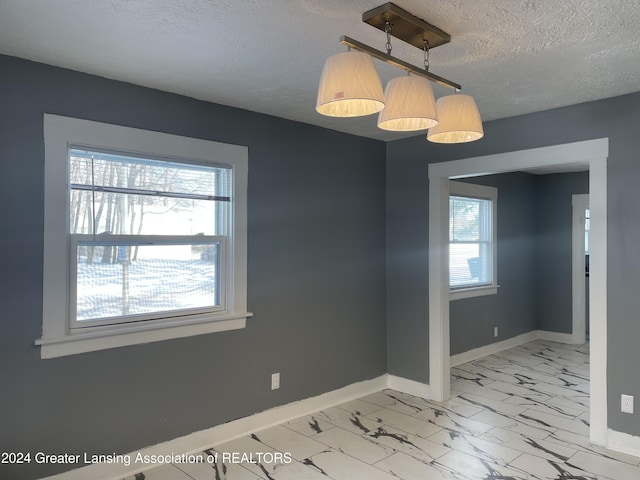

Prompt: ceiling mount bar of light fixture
[
  {"left": 362, "top": 2, "right": 451, "bottom": 50},
  {"left": 339, "top": 35, "right": 460, "bottom": 91}
]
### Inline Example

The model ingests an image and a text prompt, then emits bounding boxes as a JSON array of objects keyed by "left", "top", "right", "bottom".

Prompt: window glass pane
[
  {"left": 450, "top": 243, "right": 491, "bottom": 287},
  {"left": 450, "top": 194, "right": 493, "bottom": 289},
  {"left": 69, "top": 149, "right": 230, "bottom": 236},
  {"left": 70, "top": 190, "right": 94, "bottom": 234},
  {"left": 69, "top": 149, "right": 231, "bottom": 197},
  {"left": 70, "top": 191, "right": 221, "bottom": 236},
  {"left": 450, "top": 196, "right": 483, "bottom": 241},
  {"left": 585, "top": 208, "right": 590, "bottom": 254},
  {"left": 76, "top": 242, "right": 221, "bottom": 323}
]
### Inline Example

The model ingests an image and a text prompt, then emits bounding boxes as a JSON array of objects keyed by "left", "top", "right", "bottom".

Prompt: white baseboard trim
[
  {"left": 607, "top": 428, "right": 640, "bottom": 458},
  {"left": 450, "top": 329, "right": 582, "bottom": 367},
  {"left": 536, "top": 330, "right": 579, "bottom": 344},
  {"left": 41, "top": 375, "right": 388, "bottom": 480},
  {"left": 387, "top": 374, "right": 431, "bottom": 399},
  {"left": 450, "top": 331, "right": 539, "bottom": 367}
]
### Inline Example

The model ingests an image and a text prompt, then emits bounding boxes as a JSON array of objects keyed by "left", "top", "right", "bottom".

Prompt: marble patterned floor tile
[
  {"left": 525, "top": 379, "right": 590, "bottom": 401},
  {"left": 479, "top": 427, "right": 578, "bottom": 463},
  {"left": 213, "top": 436, "right": 281, "bottom": 479},
  {"left": 176, "top": 457, "right": 263, "bottom": 480},
  {"left": 450, "top": 368, "right": 496, "bottom": 389},
  {"left": 545, "top": 393, "right": 590, "bottom": 413},
  {"left": 450, "top": 387, "right": 464, "bottom": 399},
  {"left": 454, "top": 391, "right": 532, "bottom": 417},
  {"left": 578, "top": 410, "right": 590, "bottom": 424},
  {"left": 373, "top": 451, "right": 464, "bottom": 480},
  {"left": 545, "top": 429, "right": 640, "bottom": 466},
  {"left": 508, "top": 452, "right": 607, "bottom": 480},
  {"left": 449, "top": 378, "right": 512, "bottom": 402},
  {"left": 263, "top": 460, "right": 333, "bottom": 480},
  {"left": 503, "top": 393, "right": 583, "bottom": 418},
  {"left": 467, "top": 410, "right": 555, "bottom": 439},
  {"left": 517, "top": 360, "right": 567, "bottom": 376},
  {"left": 410, "top": 403, "right": 495, "bottom": 437},
  {"left": 312, "top": 425, "right": 395, "bottom": 464},
  {"left": 314, "top": 406, "right": 383, "bottom": 435},
  {"left": 471, "top": 378, "right": 554, "bottom": 402},
  {"left": 364, "top": 424, "right": 452, "bottom": 463},
  {"left": 251, "top": 425, "right": 328, "bottom": 460},
  {"left": 364, "top": 407, "right": 443, "bottom": 439},
  {"left": 379, "top": 390, "right": 441, "bottom": 412},
  {"left": 470, "top": 361, "right": 523, "bottom": 376},
  {"left": 216, "top": 435, "right": 278, "bottom": 456},
  {"left": 305, "top": 449, "right": 398, "bottom": 480},
  {"left": 335, "top": 397, "right": 386, "bottom": 416},
  {"left": 123, "top": 340, "right": 640, "bottom": 480},
  {"left": 491, "top": 350, "right": 547, "bottom": 368},
  {"left": 575, "top": 381, "right": 590, "bottom": 393},
  {"left": 516, "top": 408, "right": 590, "bottom": 436},
  {"left": 426, "top": 427, "right": 522, "bottom": 465},
  {"left": 390, "top": 390, "right": 486, "bottom": 419},
  {"left": 453, "top": 362, "right": 526, "bottom": 385},
  {"left": 513, "top": 368, "right": 584, "bottom": 389},
  {"left": 284, "top": 413, "right": 336, "bottom": 437},
  {"left": 122, "top": 463, "right": 194, "bottom": 479},
  {"left": 471, "top": 353, "right": 513, "bottom": 368},
  {"left": 359, "top": 391, "right": 413, "bottom": 409},
  {"left": 566, "top": 450, "right": 640, "bottom": 480},
  {"left": 436, "top": 398, "right": 486, "bottom": 419},
  {"left": 559, "top": 369, "right": 591, "bottom": 386},
  {"left": 434, "top": 449, "right": 531, "bottom": 479},
  {"left": 366, "top": 391, "right": 429, "bottom": 416}
]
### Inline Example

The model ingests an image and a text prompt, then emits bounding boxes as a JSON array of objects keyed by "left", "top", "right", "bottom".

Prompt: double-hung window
[
  {"left": 38, "top": 115, "right": 250, "bottom": 358},
  {"left": 449, "top": 181, "right": 498, "bottom": 300}
]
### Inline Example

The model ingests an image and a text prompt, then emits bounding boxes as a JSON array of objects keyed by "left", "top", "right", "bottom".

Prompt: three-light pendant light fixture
[{"left": 315, "top": 3, "right": 483, "bottom": 143}]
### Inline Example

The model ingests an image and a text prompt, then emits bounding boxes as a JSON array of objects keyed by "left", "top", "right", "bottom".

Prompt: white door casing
[{"left": 428, "top": 138, "right": 608, "bottom": 446}]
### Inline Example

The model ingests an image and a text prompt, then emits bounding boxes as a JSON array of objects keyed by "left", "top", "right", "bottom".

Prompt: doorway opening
[{"left": 428, "top": 138, "right": 608, "bottom": 446}]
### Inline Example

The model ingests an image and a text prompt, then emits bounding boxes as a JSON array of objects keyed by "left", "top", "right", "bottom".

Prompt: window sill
[
  {"left": 35, "top": 312, "right": 253, "bottom": 359},
  {"left": 450, "top": 285, "right": 499, "bottom": 301}
]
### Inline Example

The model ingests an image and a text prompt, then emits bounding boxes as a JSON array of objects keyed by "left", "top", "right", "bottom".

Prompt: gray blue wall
[
  {"left": 0, "top": 55, "right": 387, "bottom": 479},
  {"left": 386, "top": 91, "right": 640, "bottom": 437},
  {"left": 535, "top": 172, "right": 590, "bottom": 333},
  {"left": 449, "top": 171, "right": 589, "bottom": 355},
  {"left": 450, "top": 173, "right": 538, "bottom": 355}
]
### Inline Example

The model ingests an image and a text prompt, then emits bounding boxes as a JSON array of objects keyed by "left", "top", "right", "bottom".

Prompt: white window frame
[
  {"left": 36, "top": 114, "right": 251, "bottom": 358},
  {"left": 449, "top": 181, "right": 498, "bottom": 301}
]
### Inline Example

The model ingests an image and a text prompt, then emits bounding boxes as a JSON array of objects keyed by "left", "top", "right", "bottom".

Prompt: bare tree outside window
[{"left": 69, "top": 149, "right": 230, "bottom": 325}]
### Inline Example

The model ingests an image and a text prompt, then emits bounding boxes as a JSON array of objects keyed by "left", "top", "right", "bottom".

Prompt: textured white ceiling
[{"left": 1, "top": 0, "right": 639, "bottom": 141}]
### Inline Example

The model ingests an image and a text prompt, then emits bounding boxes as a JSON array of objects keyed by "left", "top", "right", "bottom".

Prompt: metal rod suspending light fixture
[
  {"left": 378, "top": 32, "right": 438, "bottom": 132},
  {"left": 315, "top": 2, "right": 483, "bottom": 143}
]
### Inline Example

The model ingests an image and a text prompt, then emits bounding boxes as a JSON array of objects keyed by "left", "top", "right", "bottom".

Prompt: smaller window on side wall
[{"left": 449, "top": 181, "right": 498, "bottom": 300}]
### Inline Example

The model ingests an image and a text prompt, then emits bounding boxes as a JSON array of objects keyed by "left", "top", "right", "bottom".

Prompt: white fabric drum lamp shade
[
  {"left": 316, "top": 51, "right": 385, "bottom": 117},
  {"left": 427, "top": 94, "right": 484, "bottom": 143},
  {"left": 378, "top": 75, "right": 438, "bottom": 131}
]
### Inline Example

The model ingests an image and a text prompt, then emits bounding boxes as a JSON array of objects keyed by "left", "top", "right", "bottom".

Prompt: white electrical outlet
[
  {"left": 621, "top": 394, "right": 634, "bottom": 414},
  {"left": 494, "top": 326, "right": 498, "bottom": 338},
  {"left": 271, "top": 372, "right": 280, "bottom": 390}
]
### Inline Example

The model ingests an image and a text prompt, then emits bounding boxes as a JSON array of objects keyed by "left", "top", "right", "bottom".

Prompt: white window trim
[
  {"left": 37, "top": 114, "right": 251, "bottom": 358},
  {"left": 449, "top": 181, "right": 498, "bottom": 301}
]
